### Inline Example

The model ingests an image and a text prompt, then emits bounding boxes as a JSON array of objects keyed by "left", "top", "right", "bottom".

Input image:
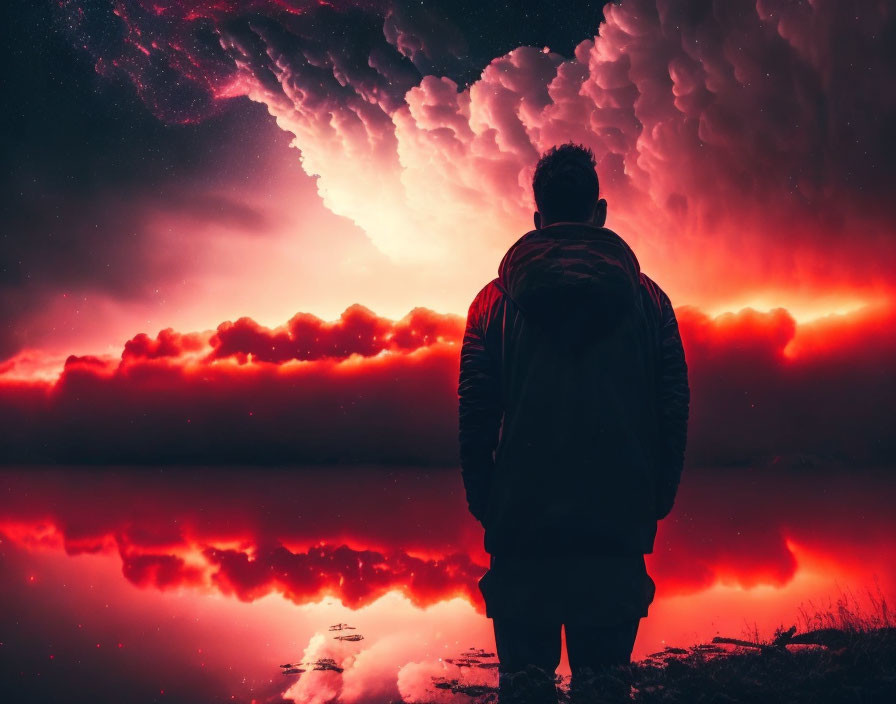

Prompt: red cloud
[
  {"left": 205, "top": 304, "right": 464, "bottom": 364},
  {"left": 680, "top": 300, "right": 896, "bottom": 466},
  {"left": 2, "top": 300, "right": 894, "bottom": 467},
  {"left": 123, "top": 328, "right": 208, "bottom": 361}
]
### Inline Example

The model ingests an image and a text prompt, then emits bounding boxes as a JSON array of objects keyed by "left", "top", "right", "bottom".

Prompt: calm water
[{"left": 1, "top": 464, "right": 893, "bottom": 702}]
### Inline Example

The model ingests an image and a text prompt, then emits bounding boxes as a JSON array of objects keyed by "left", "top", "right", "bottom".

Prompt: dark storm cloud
[
  {"left": 11, "top": 0, "right": 896, "bottom": 365},
  {"left": 0, "top": 2, "right": 289, "bottom": 360},
  {"left": 45, "top": 0, "right": 896, "bottom": 295},
  {"left": 2, "top": 0, "right": 610, "bottom": 362},
  {"left": 53, "top": 0, "right": 610, "bottom": 122}
]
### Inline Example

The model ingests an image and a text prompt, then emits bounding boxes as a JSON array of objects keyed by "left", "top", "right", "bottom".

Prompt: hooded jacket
[{"left": 458, "top": 222, "right": 689, "bottom": 557}]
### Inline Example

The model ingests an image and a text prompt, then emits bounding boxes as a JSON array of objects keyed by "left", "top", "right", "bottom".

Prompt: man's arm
[
  {"left": 655, "top": 290, "right": 690, "bottom": 520},
  {"left": 457, "top": 286, "right": 503, "bottom": 525}
]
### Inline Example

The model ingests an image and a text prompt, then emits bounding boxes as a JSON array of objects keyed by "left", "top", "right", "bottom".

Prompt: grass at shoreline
[
  {"left": 416, "top": 587, "right": 896, "bottom": 703},
  {"left": 620, "top": 625, "right": 895, "bottom": 703}
]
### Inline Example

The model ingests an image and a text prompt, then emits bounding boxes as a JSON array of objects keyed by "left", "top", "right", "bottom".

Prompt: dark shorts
[{"left": 478, "top": 553, "right": 655, "bottom": 627}]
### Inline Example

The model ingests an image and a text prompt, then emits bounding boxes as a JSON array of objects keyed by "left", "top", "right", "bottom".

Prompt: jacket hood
[{"left": 497, "top": 222, "right": 641, "bottom": 348}]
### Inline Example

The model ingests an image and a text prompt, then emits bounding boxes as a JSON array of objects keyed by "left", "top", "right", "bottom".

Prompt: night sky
[{"left": 1, "top": 1, "right": 895, "bottom": 703}]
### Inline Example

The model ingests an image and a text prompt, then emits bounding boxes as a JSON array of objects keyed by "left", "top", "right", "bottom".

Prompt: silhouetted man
[{"left": 458, "top": 143, "right": 690, "bottom": 703}]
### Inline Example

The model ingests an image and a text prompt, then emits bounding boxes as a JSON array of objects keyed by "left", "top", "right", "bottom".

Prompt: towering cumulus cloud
[{"left": 56, "top": 0, "right": 896, "bottom": 309}]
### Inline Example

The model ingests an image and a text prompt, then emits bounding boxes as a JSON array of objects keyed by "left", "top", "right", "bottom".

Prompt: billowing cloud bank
[
  {"left": 0, "top": 305, "right": 463, "bottom": 464},
  {"left": 1, "top": 300, "right": 894, "bottom": 465},
  {"left": 55, "top": 0, "right": 896, "bottom": 308}
]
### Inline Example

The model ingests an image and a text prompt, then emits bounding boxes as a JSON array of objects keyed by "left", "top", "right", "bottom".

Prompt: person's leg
[
  {"left": 493, "top": 617, "right": 562, "bottom": 704},
  {"left": 564, "top": 618, "right": 640, "bottom": 701}
]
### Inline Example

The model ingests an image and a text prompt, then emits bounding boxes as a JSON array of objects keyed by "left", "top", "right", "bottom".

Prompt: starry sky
[
  {"left": 1, "top": 1, "right": 896, "bottom": 702},
  {"left": 1, "top": 0, "right": 614, "bottom": 367}
]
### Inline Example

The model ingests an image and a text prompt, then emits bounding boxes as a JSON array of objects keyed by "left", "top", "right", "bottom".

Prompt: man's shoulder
[
  {"left": 467, "top": 278, "right": 504, "bottom": 319},
  {"left": 639, "top": 272, "right": 667, "bottom": 301},
  {"left": 638, "top": 272, "right": 673, "bottom": 315}
]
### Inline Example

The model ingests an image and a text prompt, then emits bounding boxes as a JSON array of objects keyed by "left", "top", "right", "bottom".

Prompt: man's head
[{"left": 532, "top": 143, "right": 607, "bottom": 229}]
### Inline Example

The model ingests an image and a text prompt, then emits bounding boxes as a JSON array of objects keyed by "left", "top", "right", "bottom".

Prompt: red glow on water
[{"left": 1, "top": 502, "right": 892, "bottom": 702}]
